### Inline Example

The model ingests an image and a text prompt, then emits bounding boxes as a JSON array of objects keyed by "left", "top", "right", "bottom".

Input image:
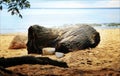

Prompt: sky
[
  {"left": 0, "top": 0, "right": 120, "bottom": 33},
  {"left": 29, "top": 0, "right": 120, "bottom": 8}
]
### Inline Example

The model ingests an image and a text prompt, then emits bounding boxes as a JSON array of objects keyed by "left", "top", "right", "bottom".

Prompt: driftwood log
[
  {"left": 0, "top": 56, "right": 68, "bottom": 68},
  {"left": 27, "top": 25, "right": 58, "bottom": 54},
  {"left": 56, "top": 25, "right": 100, "bottom": 53},
  {"left": 0, "top": 56, "right": 68, "bottom": 76},
  {"left": 27, "top": 25, "right": 100, "bottom": 54}
]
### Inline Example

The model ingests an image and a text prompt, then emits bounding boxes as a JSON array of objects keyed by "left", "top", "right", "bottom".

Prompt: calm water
[{"left": 0, "top": 8, "right": 120, "bottom": 33}]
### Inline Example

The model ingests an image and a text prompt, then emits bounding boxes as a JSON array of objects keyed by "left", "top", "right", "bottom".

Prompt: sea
[{"left": 0, "top": 8, "right": 120, "bottom": 34}]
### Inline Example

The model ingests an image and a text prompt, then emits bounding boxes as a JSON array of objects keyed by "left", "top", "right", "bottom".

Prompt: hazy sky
[
  {"left": 29, "top": 0, "right": 120, "bottom": 8},
  {"left": 0, "top": 0, "right": 120, "bottom": 33}
]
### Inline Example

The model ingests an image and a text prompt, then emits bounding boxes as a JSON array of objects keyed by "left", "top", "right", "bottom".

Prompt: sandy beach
[{"left": 0, "top": 28, "right": 120, "bottom": 75}]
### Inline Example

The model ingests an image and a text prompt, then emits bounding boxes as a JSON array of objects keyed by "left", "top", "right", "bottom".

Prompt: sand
[{"left": 0, "top": 28, "right": 120, "bottom": 75}]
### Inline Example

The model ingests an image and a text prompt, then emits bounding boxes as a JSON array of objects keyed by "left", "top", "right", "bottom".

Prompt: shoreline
[
  {"left": 0, "top": 23, "right": 120, "bottom": 34},
  {"left": 1, "top": 27, "right": 120, "bottom": 34}
]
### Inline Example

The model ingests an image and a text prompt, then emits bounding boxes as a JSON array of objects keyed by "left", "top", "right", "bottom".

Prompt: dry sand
[{"left": 0, "top": 28, "right": 120, "bottom": 76}]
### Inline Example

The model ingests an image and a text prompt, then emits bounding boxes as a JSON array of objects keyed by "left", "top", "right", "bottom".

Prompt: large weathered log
[
  {"left": 56, "top": 25, "right": 100, "bottom": 53},
  {"left": 27, "top": 25, "right": 100, "bottom": 54},
  {"left": 0, "top": 56, "right": 68, "bottom": 68},
  {"left": 27, "top": 25, "right": 58, "bottom": 54}
]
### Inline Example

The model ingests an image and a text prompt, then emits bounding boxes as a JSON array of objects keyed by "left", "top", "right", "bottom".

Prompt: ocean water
[{"left": 0, "top": 8, "right": 120, "bottom": 33}]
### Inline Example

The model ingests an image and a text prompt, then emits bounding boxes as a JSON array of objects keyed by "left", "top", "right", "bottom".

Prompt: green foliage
[
  {"left": 0, "top": 0, "right": 30, "bottom": 18},
  {"left": 107, "top": 23, "right": 120, "bottom": 26}
]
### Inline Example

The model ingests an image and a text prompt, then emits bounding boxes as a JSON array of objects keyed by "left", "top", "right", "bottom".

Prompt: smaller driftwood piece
[
  {"left": 0, "top": 56, "right": 68, "bottom": 76},
  {"left": 0, "top": 56, "right": 68, "bottom": 68}
]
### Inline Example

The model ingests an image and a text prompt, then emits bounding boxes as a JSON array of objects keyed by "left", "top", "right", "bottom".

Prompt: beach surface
[{"left": 0, "top": 28, "right": 120, "bottom": 75}]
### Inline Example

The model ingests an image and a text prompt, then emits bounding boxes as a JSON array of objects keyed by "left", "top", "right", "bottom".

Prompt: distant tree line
[{"left": 107, "top": 23, "right": 120, "bottom": 26}]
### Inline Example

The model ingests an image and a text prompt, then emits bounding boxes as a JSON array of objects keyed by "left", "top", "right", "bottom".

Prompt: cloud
[
  {"left": 31, "top": 1, "right": 88, "bottom": 8},
  {"left": 30, "top": 0, "right": 120, "bottom": 8},
  {"left": 106, "top": 0, "right": 120, "bottom": 8},
  {"left": 95, "top": 0, "right": 120, "bottom": 8}
]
